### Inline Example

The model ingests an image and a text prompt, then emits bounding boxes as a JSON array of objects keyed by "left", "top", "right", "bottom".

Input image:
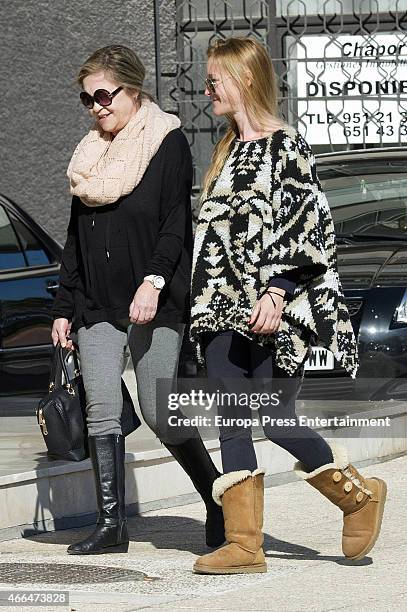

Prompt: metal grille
[
  {"left": 0, "top": 563, "right": 155, "bottom": 584},
  {"left": 161, "top": 1, "right": 407, "bottom": 191}
]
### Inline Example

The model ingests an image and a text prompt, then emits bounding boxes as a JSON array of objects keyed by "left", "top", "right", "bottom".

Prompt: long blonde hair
[{"left": 202, "top": 37, "right": 286, "bottom": 198}]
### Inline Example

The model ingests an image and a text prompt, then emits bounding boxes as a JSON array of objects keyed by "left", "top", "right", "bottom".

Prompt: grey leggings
[{"left": 77, "top": 320, "right": 191, "bottom": 442}]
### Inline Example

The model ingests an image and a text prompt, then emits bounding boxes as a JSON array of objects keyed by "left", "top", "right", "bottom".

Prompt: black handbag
[{"left": 37, "top": 344, "right": 141, "bottom": 461}]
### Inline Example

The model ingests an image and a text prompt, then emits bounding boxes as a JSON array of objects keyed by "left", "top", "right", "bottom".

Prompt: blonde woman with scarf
[
  {"left": 51, "top": 45, "right": 225, "bottom": 555},
  {"left": 189, "top": 37, "right": 387, "bottom": 575}
]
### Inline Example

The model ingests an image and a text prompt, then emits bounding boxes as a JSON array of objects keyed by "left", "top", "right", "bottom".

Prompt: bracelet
[
  {"left": 260, "top": 288, "right": 286, "bottom": 304},
  {"left": 265, "top": 292, "right": 276, "bottom": 308},
  {"left": 266, "top": 289, "right": 286, "bottom": 301}
]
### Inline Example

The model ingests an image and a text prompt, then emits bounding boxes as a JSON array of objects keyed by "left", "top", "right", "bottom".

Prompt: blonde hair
[
  {"left": 77, "top": 44, "right": 154, "bottom": 102},
  {"left": 201, "top": 37, "right": 286, "bottom": 198}
]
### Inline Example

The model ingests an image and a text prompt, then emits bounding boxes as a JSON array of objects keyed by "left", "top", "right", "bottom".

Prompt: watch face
[{"left": 155, "top": 276, "right": 165, "bottom": 289}]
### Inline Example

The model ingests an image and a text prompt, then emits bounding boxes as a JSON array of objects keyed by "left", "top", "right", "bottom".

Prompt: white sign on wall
[{"left": 291, "top": 33, "right": 407, "bottom": 144}]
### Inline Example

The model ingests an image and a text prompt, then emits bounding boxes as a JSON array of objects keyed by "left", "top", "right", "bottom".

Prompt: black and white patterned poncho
[{"left": 189, "top": 126, "right": 359, "bottom": 378}]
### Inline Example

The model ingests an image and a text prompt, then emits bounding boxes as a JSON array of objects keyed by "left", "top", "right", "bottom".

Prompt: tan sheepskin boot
[
  {"left": 193, "top": 468, "right": 267, "bottom": 574},
  {"left": 294, "top": 442, "right": 387, "bottom": 560}
]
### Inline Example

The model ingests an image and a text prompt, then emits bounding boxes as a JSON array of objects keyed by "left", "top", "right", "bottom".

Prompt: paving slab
[{"left": 0, "top": 454, "right": 404, "bottom": 612}]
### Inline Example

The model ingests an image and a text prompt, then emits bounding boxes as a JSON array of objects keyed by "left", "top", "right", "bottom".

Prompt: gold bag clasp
[{"left": 38, "top": 408, "right": 48, "bottom": 436}]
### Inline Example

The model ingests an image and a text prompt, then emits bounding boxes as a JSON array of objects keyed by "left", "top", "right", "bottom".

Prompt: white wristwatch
[{"left": 144, "top": 274, "right": 165, "bottom": 290}]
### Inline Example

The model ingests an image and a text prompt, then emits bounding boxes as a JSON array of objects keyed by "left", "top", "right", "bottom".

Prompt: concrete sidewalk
[{"left": 0, "top": 453, "right": 405, "bottom": 612}]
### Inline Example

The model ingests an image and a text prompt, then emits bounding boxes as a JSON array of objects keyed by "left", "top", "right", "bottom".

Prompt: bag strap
[
  {"left": 67, "top": 342, "right": 81, "bottom": 376},
  {"left": 48, "top": 343, "right": 80, "bottom": 393},
  {"left": 48, "top": 344, "right": 62, "bottom": 392}
]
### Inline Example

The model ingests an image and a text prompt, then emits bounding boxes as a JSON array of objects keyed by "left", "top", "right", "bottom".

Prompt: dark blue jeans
[{"left": 202, "top": 330, "right": 333, "bottom": 474}]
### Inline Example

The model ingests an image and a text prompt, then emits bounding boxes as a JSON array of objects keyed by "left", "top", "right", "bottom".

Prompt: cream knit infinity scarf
[{"left": 67, "top": 98, "right": 181, "bottom": 206}]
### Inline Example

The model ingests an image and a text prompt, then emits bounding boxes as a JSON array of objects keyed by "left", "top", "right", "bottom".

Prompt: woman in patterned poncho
[{"left": 191, "top": 37, "right": 387, "bottom": 575}]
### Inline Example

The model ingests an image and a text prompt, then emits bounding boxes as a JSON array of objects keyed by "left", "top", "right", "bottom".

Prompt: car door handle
[{"left": 46, "top": 280, "right": 59, "bottom": 294}]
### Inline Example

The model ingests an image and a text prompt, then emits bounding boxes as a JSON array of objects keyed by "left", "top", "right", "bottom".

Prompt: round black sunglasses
[{"left": 80, "top": 86, "right": 123, "bottom": 109}]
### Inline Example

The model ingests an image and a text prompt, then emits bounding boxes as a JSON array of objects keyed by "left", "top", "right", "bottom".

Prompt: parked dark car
[
  {"left": 299, "top": 146, "right": 407, "bottom": 401},
  {"left": 2, "top": 147, "right": 407, "bottom": 409},
  {"left": 0, "top": 195, "right": 62, "bottom": 410}
]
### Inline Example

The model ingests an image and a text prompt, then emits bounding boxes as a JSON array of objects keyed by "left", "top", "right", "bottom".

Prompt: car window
[
  {"left": 9, "top": 212, "right": 51, "bottom": 266},
  {"left": 320, "top": 173, "right": 407, "bottom": 238},
  {"left": 0, "top": 205, "right": 26, "bottom": 270}
]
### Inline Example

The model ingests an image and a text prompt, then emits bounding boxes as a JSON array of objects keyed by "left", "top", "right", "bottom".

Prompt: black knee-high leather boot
[
  {"left": 163, "top": 437, "right": 225, "bottom": 547},
  {"left": 67, "top": 434, "right": 129, "bottom": 555}
]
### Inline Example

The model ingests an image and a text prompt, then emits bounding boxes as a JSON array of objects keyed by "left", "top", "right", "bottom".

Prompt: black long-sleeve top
[
  {"left": 52, "top": 128, "right": 194, "bottom": 330},
  {"left": 53, "top": 127, "right": 297, "bottom": 331}
]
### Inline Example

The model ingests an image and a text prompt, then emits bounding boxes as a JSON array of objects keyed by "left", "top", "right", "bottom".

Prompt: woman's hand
[
  {"left": 52, "top": 318, "right": 74, "bottom": 349},
  {"left": 248, "top": 288, "right": 285, "bottom": 334},
  {"left": 129, "top": 281, "right": 160, "bottom": 324}
]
